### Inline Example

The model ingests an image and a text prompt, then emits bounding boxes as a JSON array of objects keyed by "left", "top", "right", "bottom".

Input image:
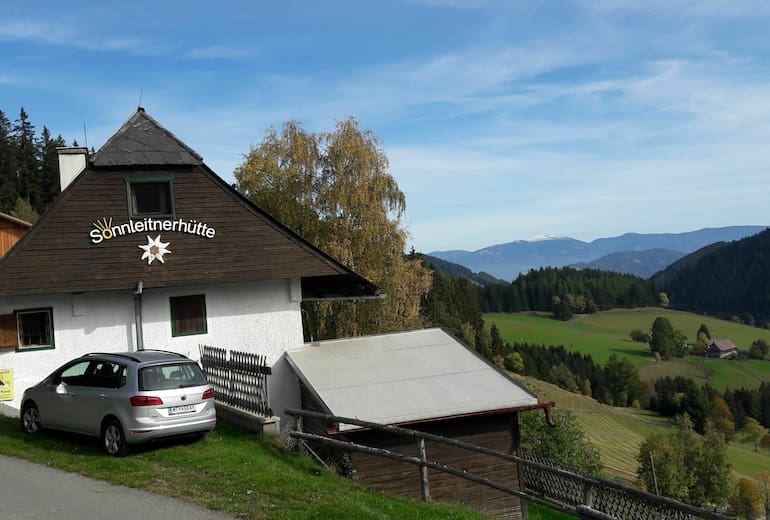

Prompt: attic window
[{"left": 127, "top": 179, "right": 174, "bottom": 218}]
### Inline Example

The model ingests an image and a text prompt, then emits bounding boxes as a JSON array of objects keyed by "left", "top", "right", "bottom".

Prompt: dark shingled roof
[{"left": 90, "top": 108, "right": 203, "bottom": 167}]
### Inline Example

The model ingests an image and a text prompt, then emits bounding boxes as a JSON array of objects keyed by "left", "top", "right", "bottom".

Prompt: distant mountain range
[
  {"left": 420, "top": 254, "right": 506, "bottom": 286},
  {"left": 570, "top": 249, "right": 687, "bottom": 279},
  {"left": 429, "top": 226, "right": 767, "bottom": 281}
]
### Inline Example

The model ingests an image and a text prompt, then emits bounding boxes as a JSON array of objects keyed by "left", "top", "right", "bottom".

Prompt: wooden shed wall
[
  {"left": 0, "top": 218, "right": 29, "bottom": 258},
  {"left": 348, "top": 414, "right": 526, "bottom": 519}
]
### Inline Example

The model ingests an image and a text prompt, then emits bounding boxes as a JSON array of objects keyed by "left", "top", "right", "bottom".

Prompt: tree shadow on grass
[{"left": 611, "top": 347, "right": 653, "bottom": 359}]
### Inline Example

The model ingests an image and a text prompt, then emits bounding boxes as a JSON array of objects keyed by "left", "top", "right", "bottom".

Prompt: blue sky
[{"left": 3, "top": 1, "right": 770, "bottom": 253}]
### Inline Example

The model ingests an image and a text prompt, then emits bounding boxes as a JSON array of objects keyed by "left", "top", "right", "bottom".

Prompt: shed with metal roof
[
  {"left": 285, "top": 328, "right": 549, "bottom": 519},
  {"left": 286, "top": 328, "right": 540, "bottom": 431}
]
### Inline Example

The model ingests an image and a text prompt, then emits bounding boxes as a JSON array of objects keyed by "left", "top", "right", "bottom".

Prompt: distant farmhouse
[{"left": 706, "top": 339, "right": 738, "bottom": 359}]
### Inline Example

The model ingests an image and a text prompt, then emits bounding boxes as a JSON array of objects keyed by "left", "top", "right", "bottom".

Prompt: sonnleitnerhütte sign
[{"left": 90, "top": 216, "right": 216, "bottom": 244}]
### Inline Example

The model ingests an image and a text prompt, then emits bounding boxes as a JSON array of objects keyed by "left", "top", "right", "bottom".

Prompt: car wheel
[
  {"left": 20, "top": 402, "right": 41, "bottom": 434},
  {"left": 102, "top": 418, "right": 129, "bottom": 457}
]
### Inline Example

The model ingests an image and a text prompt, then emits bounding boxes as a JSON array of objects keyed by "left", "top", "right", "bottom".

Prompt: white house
[{"left": 0, "top": 109, "right": 377, "bottom": 423}]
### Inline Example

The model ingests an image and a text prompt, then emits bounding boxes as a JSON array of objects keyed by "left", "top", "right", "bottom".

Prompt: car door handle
[{"left": 100, "top": 394, "right": 109, "bottom": 399}]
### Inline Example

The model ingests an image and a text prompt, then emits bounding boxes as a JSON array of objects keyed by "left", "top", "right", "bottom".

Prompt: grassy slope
[
  {"left": 512, "top": 374, "right": 770, "bottom": 481},
  {"left": 0, "top": 418, "right": 486, "bottom": 520},
  {"left": 528, "top": 503, "right": 576, "bottom": 519},
  {"left": 488, "top": 308, "right": 770, "bottom": 390}
]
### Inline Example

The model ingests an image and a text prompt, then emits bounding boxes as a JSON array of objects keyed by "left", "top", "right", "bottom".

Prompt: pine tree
[
  {"left": 0, "top": 110, "right": 17, "bottom": 213},
  {"left": 37, "top": 127, "right": 65, "bottom": 209},
  {"left": 13, "top": 107, "right": 41, "bottom": 212},
  {"left": 650, "top": 316, "right": 676, "bottom": 359}
]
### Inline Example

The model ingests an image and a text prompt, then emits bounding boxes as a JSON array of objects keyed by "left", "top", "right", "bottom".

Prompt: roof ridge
[{"left": 90, "top": 108, "right": 203, "bottom": 167}]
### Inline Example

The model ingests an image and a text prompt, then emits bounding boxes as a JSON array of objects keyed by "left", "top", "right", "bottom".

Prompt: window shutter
[{"left": 0, "top": 314, "right": 18, "bottom": 350}]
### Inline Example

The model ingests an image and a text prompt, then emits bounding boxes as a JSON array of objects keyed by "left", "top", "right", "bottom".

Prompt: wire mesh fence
[{"left": 520, "top": 453, "right": 722, "bottom": 520}]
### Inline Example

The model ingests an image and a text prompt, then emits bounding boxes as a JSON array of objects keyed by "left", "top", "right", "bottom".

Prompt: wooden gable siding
[
  {"left": 0, "top": 166, "right": 349, "bottom": 295},
  {"left": 348, "top": 414, "right": 525, "bottom": 520},
  {"left": 0, "top": 216, "right": 30, "bottom": 258}
]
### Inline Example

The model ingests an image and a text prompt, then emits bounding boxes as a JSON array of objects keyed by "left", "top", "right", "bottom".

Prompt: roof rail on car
[
  {"left": 139, "top": 349, "right": 188, "bottom": 358},
  {"left": 83, "top": 352, "right": 143, "bottom": 363}
]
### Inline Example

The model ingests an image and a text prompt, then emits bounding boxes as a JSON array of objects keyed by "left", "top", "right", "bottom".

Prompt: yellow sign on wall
[{"left": 0, "top": 369, "right": 13, "bottom": 401}]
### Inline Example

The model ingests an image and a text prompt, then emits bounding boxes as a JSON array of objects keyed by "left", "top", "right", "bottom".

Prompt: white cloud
[
  {"left": 0, "top": 20, "right": 70, "bottom": 44},
  {"left": 587, "top": 0, "right": 770, "bottom": 19},
  {"left": 0, "top": 19, "right": 161, "bottom": 55}
]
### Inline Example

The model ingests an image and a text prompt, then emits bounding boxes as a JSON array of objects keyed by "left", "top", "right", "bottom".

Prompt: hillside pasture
[
  {"left": 488, "top": 308, "right": 770, "bottom": 390},
  {"left": 512, "top": 374, "right": 770, "bottom": 482},
  {"left": 512, "top": 374, "right": 668, "bottom": 479}
]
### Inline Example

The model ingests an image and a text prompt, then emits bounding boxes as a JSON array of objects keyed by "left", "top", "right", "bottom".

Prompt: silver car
[{"left": 20, "top": 350, "right": 217, "bottom": 456}]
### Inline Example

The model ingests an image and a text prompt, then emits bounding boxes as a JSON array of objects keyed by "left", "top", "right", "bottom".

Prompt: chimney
[{"left": 57, "top": 147, "right": 89, "bottom": 192}]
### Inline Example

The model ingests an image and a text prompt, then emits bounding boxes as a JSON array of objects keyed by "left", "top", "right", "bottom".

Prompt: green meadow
[{"left": 487, "top": 308, "right": 770, "bottom": 390}]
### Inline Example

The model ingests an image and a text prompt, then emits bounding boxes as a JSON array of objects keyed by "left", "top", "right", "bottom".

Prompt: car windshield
[{"left": 139, "top": 363, "right": 207, "bottom": 391}]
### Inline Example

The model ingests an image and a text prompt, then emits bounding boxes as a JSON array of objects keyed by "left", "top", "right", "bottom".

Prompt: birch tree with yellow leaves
[{"left": 235, "top": 117, "right": 432, "bottom": 339}]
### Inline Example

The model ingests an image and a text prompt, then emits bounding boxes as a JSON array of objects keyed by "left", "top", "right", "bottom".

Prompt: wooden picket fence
[{"left": 199, "top": 344, "right": 272, "bottom": 416}]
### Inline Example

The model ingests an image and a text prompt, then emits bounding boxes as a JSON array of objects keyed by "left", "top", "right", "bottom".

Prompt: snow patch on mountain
[{"left": 525, "top": 234, "right": 567, "bottom": 242}]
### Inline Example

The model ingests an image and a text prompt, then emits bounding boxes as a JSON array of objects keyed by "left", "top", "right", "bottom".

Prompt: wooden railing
[
  {"left": 199, "top": 345, "right": 272, "bottom": 416},
  {"left": 285, "top": 408, "right": 731, "bottom": 520}
]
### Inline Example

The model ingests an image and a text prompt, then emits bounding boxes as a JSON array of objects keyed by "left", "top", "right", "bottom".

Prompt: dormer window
[{"left": 127, "top": 179, "right": 174, "bottom": 218}]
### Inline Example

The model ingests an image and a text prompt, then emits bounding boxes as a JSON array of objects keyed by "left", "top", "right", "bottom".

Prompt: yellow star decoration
[{"left": 138, "top": 235, "right": 171, "bottom": 265}]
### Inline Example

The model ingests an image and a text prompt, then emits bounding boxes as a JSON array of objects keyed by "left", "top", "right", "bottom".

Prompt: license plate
[{"left": 168, "top": 404, "right": 196, "bottom": 415}]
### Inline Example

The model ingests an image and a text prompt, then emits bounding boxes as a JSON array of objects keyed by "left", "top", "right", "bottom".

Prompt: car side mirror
[{"left": 55, "top": 382, "right": 68, "bottom": 395}]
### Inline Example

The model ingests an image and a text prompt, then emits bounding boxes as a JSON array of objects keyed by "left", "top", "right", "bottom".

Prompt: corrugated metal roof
[
  {"left": 286, "top": 328, "right": 538, "bottom": 431},
  {"left": 90, "top": 108, "right": 203, "bottom": 167}
]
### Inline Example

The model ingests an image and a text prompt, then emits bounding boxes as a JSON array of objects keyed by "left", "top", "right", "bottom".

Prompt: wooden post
[
  {"left": 419, "top": 438, "right": 431, "bottom": 502},
  {"left": 583, "top": 481, "right": 595, "bottom": 509},
  {"left": 296, "top": 416, "right": 305, "bottom": 455},
  {"left": 649, "top": 452, "right": 659, "bottom": 495},
  {"left": 511, "top": 413, "right": 528, "bottom": 520}
]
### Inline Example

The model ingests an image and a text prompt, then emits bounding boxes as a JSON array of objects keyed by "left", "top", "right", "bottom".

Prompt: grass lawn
[
  {"left": 488, "top": 308, "right": 770, "bottom": 390},
  {"left": 0, "top": 417, "right": 488, "bottom": 520},
  {"left": 528, "top": 502, "right": 576, "bottom": 519},
  {"left": 726, "top": 441, "right": 770, "bottom": 479}
]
